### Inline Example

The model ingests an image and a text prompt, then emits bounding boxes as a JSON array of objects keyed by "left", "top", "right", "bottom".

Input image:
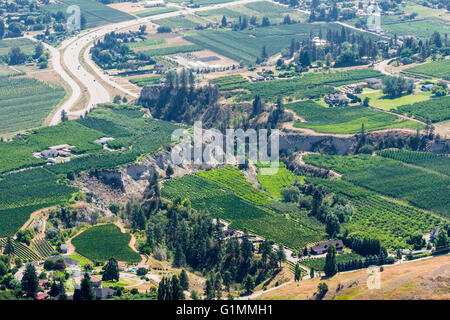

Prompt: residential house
[
  {"left": 60, "top": 244, "right": 69, "bottom": 254},
  {"left": 90, "top": 275, "right": 103, "bottom": 288},
  {"left": 421, "top": 84, "right": 434, "bottom": 92},
  {"left": 94, "top": 287, "right": 116, "bottom": 299},
  {"left": 324, "top": 93, "right": 349, "bottom": 106},
  {"left": 430, "top": 227, "right": 441, "bottom": 243},
  {"left": 117, "top": 261, "right": 128, "bottom": 271},
  {"left": 366, "top": 78, "right": 383, "bottom": 89},
  {"left": 310, "top": 240, "right": 344, "bottom": 255}
]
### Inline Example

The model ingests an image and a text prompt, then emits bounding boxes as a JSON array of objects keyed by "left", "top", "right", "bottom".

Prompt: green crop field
[
  {"left": 162, "top": 174, "right": 325, "bottom": 248},
  {"left": 32, "top": 238, "right": 55, "bottom": 258},
  {"left": 382, "top": 19, "right": 450, "bottom": 39},
  {"left": 196, "top": 166, "right": 271, "bottom": 204},
  {"left": 377, "top": 150, "right": 449, "bottom": 176},
  {"left": 404, "top": 60, "right": 450, "bottom": 80},
  {"left": 307, "top": 177, "right": 443, "bottom": 250},
  {"left": 0, "top": 168, "right": 77, "bottom": 236},
  {"left": 197, "top": 1, "right": 307, "bottom": 24},
  {"left": 72, "top": 224, "right": 141, "bottom": 264},
  {"left": 0, "top": 76, "right": 66, "bottom": 135},
  {"left": 134, "top": 7, "right": 178, "bottom": 18},
  {"left": 184, "top": 23, "right": 348, "bottom": 65},
  {"left": 0, "top": 38, "right": 36, "bottom": 56},
  {"left": 0, "top": 238, "right": 41, "bottom": 261},
  {"left": 126, "top": 39, "right": 166, "bottom": 50},
  {"left": 129, "top": 75, "right": 164, "bottom": 87},
  {"left": 394, "top": 96, "right": 450, "bottom": 123},
  {"left": 43, "top": 0, "right": 134, "bottom": 28},
  {"left": 286, "top": 100, "right": 423, "bottom": 134},
  {"left": 257, "top": 163, "right": 297, "bottom": 199},
  {"left": 155, "top": 15, "right": 211, "bottom": 29},
  {"left": 141, "top": 44, "right": 203, "bottom": 56},
  {"left": 300, "top": 253, "right": 363, "bottom": 271},
  {"left": 216, "top": 69, "right": 383, "bottom": 102},
  {"left": 0, "top": 104, "right": 179, "bottom": 174},
  {"left": 304, "top": 154, "right": 450, "bottom": 218}
]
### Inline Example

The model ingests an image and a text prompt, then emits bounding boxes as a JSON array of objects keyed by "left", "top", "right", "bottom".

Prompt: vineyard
[
  {"left": 141, "top": 45, "right": 203, "bottom": 57},
  {"left": 257, "top": 163, "right": 297, "bottom": 199},
  {"left": 43, "top": 0, "right": 134, "bottom": 28},
  {"left": 72, "top": 224, "right": 141, "bottom": 264},
  {"left": 0, "top": 76, "right": 66, "bottom": 135},
  {"left": 377, "top": 149, "right": 450, "bottom": 176},
  {"left": 0, "top": 168, "right": 77, "bottom": 236},
  {"left": 403, "top": 59, "right": 450, "bottom": 80},
  {"left": 196, "top": 166, "right": 271, "bottom": 204},
  {"left": 287, "top": 101, "right": 422, "bottom": 134},
  {"left": 224, "top": 69, "right": 384, "bottom": 102},
  {"left": 210, "top": 75, "right": 250, "bottom": 91},
  {"left": 162, "top": 174, "right": 325, "bottom": 248},
  {"left": 304, "top": 154, "right": 450, "bottom": 218},
  {"left": 0, "top": 238, "right": 41, "bottom": 261},
  {"left": 307, "top": 178, "right": 444, "bottom": 250},
  {"left": 184, "top": 23, "right": 346, "bottom": 65},
  {"left": 129, "top": 75, "right": 164, "bottom": 87},
  {"left": 394, "top": 96, "right": 450, "bottom": 123},
  {"left": 300, "top": 253, "right": 363, "bottom": 271},
  {"left": 32, "top": 237, "right": 55, "bottom": 258}
]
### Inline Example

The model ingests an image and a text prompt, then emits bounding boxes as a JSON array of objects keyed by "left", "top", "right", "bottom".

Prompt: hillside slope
[{"left": 257, "top": 255, "right": 450, "bottom": 300}]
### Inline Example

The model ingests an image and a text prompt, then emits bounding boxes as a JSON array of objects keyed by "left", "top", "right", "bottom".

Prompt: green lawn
[{"left": 359, "top": 90, "right": 432, "bottom": 110}]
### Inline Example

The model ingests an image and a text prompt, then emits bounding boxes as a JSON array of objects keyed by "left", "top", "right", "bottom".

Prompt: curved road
[{"left": 38, "top": 0, "right": 264, "bottom": 125}]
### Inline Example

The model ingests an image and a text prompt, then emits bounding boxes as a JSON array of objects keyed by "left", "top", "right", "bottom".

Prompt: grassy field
[
  {"left": 395, "top": 96, "right": 450, "bottom": 123},
  {"left": 287, "top": 100, "right": 423, "bottom": 134},
  {"left": 43, "top": 0, "right": 134, "bottom": 28},
  {"left": 0, "top": 38, "right": 36, "bottom": 56},
  {"left": 125, "top": 39, "right": 166, "bottom": 50},
  {"left": 162, "top": 174, "right": 325, "bottom": 248},
  {"left": 72, "top": 224, "right": 141, "bottom": 264},
  {"left": 359, "top": 90, "right": 432, "bottom": 110},
  {"left": 403, "top": 59, "right": 450, "bottom": 80},
  {"left": 304, "top": 154, "right": 450, "bottom": 218},
  {"left": 257, "top": 255, "right": 450, "bottom": 300},
  {"left": 0, "top": 76, "right": 66, "bottom": 135}
]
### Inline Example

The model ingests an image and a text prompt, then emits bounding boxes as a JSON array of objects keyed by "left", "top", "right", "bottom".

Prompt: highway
[{"left": 42, "top": 0, "right": 265, "bottom": 125}]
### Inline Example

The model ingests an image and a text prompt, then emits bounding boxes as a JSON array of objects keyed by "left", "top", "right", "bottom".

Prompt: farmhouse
[
  {"left": 144, "top": 0, "right": 165, "bottom": 8},
  {"left": 117, "top": 261, "right": 128, "bottom": 271},
  {"left": 421, "top": 84, "right": 433, "bottom": 92},
  {"left": 324, "top": 93, "right": 349, "bottom": 106},
  {"left": 366, "top": 78, "right": 383, "bottom": 89},
  {"left": 90, "top": 275, "right": 103, "bottom": 288},
  {"left": 430, "top": 227, "right": 441, "bottom": 242},
  {"left": 60, "top": 244, "right": 69, "bottom": 253},
  {"left": 248, "top": 74, "right": 265, "bottom": 82},
  {"left": 310, "top": 240, "right": 344, "bottom": 255},
  {"left": 94, "top": 287, "right": 116, "bottom": 299}
]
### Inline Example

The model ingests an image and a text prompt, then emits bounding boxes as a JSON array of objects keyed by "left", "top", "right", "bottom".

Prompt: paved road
[{"left": 40, "top": 0, "right": 264, "bottom": 126}]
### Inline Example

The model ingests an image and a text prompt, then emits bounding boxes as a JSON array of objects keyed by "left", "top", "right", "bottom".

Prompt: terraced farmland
[
  {"left": 162, "top": 174, "right": 325, "bottom": 248},
  {"left": 0, "top": 76, "right": 66, "bottom": 134},
  {"left": 287, "top": 100, "right": 423, "bottom": 134},
  {"left": 72, "top": 224, "right": 141, "bottom": 264}
]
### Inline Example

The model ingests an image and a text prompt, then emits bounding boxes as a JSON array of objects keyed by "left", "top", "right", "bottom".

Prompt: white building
[{"left": 144, "top": 0, "right": 165, "bottom": 8}]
